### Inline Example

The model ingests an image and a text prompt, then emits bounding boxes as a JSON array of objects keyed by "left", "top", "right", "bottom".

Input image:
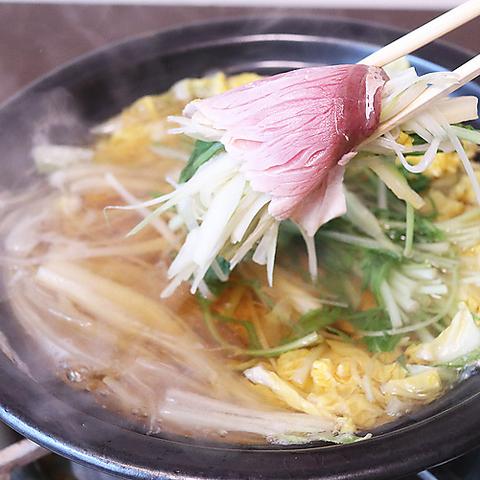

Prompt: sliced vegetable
[
  {"left": 413, "top": 303, "right": 480, "bottom": 364},
  {"left": 403, "top": 203, "right": 415, "bottom": 257},
  {"left": 179, "top": 140, "right": 225, "bottom": 183},
  {"left": 244, "top": 365, "right": 326, "bottom": 417},
  {"left": 381, "top": 370, "right": 442, "bottom": 399},
  {"left": 361, "top": 156, "right": 425, "bottom": 209}
]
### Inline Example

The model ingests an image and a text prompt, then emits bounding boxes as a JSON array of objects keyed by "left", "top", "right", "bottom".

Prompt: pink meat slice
[{"left": 184, "top": 64, "right": 387, "bottom": 236}]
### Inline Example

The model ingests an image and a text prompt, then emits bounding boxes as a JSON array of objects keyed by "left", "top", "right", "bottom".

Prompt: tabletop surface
[{"left": 0, "top": 4, "right": 479, "bottom": 105}]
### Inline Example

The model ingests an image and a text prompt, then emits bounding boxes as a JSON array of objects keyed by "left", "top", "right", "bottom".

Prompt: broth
[{"left": 1, "top": 72, "right": 479, "bottom": 445}]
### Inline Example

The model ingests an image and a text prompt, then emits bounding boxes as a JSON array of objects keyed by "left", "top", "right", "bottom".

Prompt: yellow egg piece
[
  {"left": 428, "top": 190, "right": 465, "bottom": 220},
  {"left": 227, "top": 73, "right": 262, "bottom": 89},
  {"left": 276, "top": 349, "right": 311, "bottom": 385},
  {"left": 396, "top": 131, "right": 413, "bottom": 147},
  {"left": 452, "top": 170, "right": 480, "bottom": 205},
  {"left": 311, "top": 358, "right": 337, "bottom": 391}
]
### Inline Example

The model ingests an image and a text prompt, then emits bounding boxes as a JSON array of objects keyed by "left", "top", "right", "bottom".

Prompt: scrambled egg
[
  {"left": 397, "top": 133, "right": 480, "bottom": 220},
  {"left": 247, "top": 338, "right": 447, "bottom": 432},
  {"left": 92, "top": 73, "right": 480, "bottom": 434},
  {"left": 427, "top": 190, "right": 465, "bottom": 220},
  {"left": 404, "top": 137, "right": 480, "bottom": 365},
  {"left": 397, "top": 132, "right": 471, "bottom": 179},
  {"left": 408, "top": 151, "right": 461, "bottom": 179},
  {"left": 255, "top": 340, "right": 420, "bottom": 431},
  {"left": 452, "top": 171, "right": 480, "bottom": 205},
  {"left": 461, "top": 248, "right": 480, "bottom": 315},
  {"left": 172, "top": 71, "right": 261, "bottom": 101},
  {"left": 248, "top": 139, "right": 480, "bottom": 432}
]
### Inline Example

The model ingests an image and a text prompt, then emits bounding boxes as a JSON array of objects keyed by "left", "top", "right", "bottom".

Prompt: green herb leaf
[
  {"left": 214, "top": 313, "right": 262, "bottom": 350},
  {"left": 415, "top": 217, "right": 445, "bottom": 242},
  {"left": 199, "top": 296, "right": 320, "bottom": 357},
  {"left": 179, "top": 140, "right": 224, "bottom": 183},
  {"left": 243, "top": 332, "right": 320, "bottom": 357},
  {"left": 293, "top": 307, "right": 343, "bottom": 337},
  {"left": 349, "top": 308, "right": 401, "bottom": 352},
  {"left": 364, "top": 334, "right": 401, "bottom": 353},
  {"left": 237, "top": 278, "right": 275, "bottom": 309},
  {"left": 375, "top": 208, "right": 444, "bottom": 244},
  {"left": 325, "top": 326, "right": 354, "bottom": 343},
  {"left": 436, "top": 347, "right": 480, "bottom": 368},
  {"left": 348, "top": 308, "right": 386, "bottom": 330},
  {"left": 270, "top": 431, "right": 369, "bottom": 445},
  {"left": 318, "top": 238, "right": 357, "bottom": 273},
  {"left": 361, "top": 251, "right": 398, "bottom": 298},
  {"left": 397, "top": 134, "right": 428, "bottom": 158},
  {"left": 204, "top": 257, "right": 230, "bottom": 297},
  {"left": 410, "top": 133, "right": 428, "bottom": 146},
  {"left": 277, "top": 220, "right": 302, "bottom": 249},
  {"left": 454, "top": 122, "right": 477, "bottom": 131},
  {"left": 398, "top": 166, "right": 431, "bottom": 193}
]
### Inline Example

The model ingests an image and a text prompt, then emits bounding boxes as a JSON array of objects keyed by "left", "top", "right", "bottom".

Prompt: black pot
[{"left": 0, "top": 16, "right": 479, "bottom": 480}]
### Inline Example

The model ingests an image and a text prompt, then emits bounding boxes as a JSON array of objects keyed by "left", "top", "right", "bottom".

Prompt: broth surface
[{"left": 1, "top": 72, "right": 480, "bottom": 445}]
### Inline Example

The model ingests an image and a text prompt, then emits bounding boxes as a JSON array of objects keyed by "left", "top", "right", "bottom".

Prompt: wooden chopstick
[
  {"left": 362, "top": 53, "right": 480, "bottom": 145},
  {"left": 361, "top": 0, "right": 480, "bottom": 67}
]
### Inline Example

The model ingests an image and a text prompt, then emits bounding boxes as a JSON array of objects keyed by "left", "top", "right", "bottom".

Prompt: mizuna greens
[
  {"left": 115, "top": 64, "right": 480, "bottom": 299},
  {"left": 1, "top": 68, "right": 480, "bottom": 445}
]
